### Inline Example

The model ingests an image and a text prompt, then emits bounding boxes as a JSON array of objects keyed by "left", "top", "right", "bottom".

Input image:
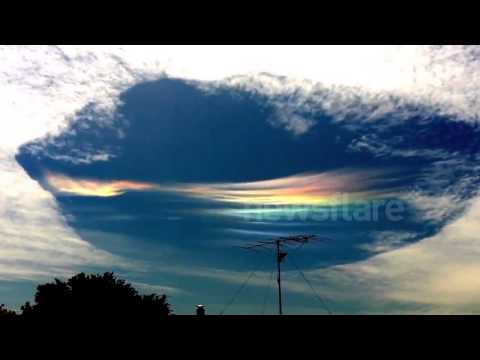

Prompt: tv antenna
[{"left": 240, "top": 234, "right": 317, "bottom": 315}]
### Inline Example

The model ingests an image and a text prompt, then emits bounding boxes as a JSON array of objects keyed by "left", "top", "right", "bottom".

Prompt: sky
[{"left": 2, "top": 45, "right": 480, "bottom": 314}]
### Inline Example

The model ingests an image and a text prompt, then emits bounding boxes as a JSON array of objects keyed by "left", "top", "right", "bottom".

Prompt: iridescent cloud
[
  {"left": 45, "top": 169, "right": 398, "bottom": 203},
  {"left": 171, "top": 170, "right": 396, "bottom": 206},
  {"left": 45, "top": 172, "right": 157, "bottom": 197}
]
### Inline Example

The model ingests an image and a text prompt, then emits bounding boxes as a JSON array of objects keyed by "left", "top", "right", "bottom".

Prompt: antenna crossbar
[{"left": 240, "top": 234, "right": 317, "bottom": 315}]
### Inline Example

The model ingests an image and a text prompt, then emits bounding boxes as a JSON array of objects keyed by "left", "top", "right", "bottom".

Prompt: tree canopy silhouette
[
  {"left": 0, "top": 304, "right": 17, "bottom": 320},
  {"left": 20, "top": 272, "right": 172, "bottom": 319}
]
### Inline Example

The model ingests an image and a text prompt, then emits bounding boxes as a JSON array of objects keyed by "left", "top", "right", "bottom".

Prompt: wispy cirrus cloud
[
  {"left": 323, "top": 197, "right": 480, "bottom": 312},
  {"left": 0, "top": 156, "right": 134, "bottom": 282},
  {"left": 44, "top": 168, "right": 401, "bottom": 205},
  {"left": 170, "top": 170, "right": 395, "bottom": 206},
  {"left": 45, "top": 172, "right": 157, "bottom": 197}
]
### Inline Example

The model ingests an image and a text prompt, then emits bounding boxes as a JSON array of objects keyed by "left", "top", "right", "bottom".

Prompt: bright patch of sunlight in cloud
[{"left": 45, "top": 172, "right": 157, "bottom": 197}]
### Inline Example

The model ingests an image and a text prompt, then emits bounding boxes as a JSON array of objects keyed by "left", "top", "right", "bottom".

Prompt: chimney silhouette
[{"left": 196, "top": 304, "right": 206, "bottom": 316}]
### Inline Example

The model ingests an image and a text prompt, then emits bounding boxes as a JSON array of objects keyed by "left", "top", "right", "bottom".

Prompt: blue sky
[{"left": 2, "top": 46, "right": 480, "bottom": 314}]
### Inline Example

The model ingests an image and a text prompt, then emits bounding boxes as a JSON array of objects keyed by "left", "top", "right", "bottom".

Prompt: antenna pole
[
  {"left": 276, "top": 240, "right": 283, "bottom": 315},
  {"left": 239, "top": 234, "right": 317, "bottom": 315}
]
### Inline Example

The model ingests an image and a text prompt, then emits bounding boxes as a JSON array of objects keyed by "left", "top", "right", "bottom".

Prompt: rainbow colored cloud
[
  {"left": 169, "top": 171, "right": 394, "bottom": 206},
  {"left": 44, "top": 172, "right": 157, "bottom": 197},
  {"left": 44, "top": 168, "right": 398, "bottom": 205}
]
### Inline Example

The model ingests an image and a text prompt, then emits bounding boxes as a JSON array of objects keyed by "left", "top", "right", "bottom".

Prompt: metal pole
[
  {"left": 276, "top": 240, "right": 283, "bottom": 315},
  {"left": 240, "top": 234, "right": 316, "bottom": 315}
]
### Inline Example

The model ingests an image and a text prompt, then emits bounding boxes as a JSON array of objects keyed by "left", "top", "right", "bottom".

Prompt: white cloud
[
  {"left": 5, "top": 46, "right": 480, "bottom": 151},
  {"left": 358, "top": 231, "right": 417, "bottom": 254},
  {"left": 402, "top": 191, "right": 465, "bottom": 223},
  {"left": 325, "top": 196, "right": 480, "bottom": 312},
  {"left": 0, "top": 153, "right": 132, "bottom": 282},
  {"left": 131, "top": 281, "right": 188, "bottom": 297}
]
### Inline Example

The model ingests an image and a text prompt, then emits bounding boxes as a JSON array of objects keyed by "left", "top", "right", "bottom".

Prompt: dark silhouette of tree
[
  {"left": 20, "top": 272, "right": 172, "bottom": 320},
  {"left": 0, "top": 304, "right": 17, "bottom": 319}
]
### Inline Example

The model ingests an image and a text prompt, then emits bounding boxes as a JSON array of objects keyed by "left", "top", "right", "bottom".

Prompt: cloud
[
  {"left": 402, "top": 192, "right": 465, "bottom": 223},
  {"left": 44, "top": 172, "right": 157, "bottom": 197},
  {"left": 4, "top": 46, "right": 480, "bottom": 153},
  {"left": 173, "top": 172, "right": 358, "bottom": 206},
  {"left": 43, "top": 169, "right": 400, "bottom": 205},
  {"left": 131, "top": 282, "right": 188, "bottom": 297},
  {"left": 348, "top": 135, "right": 456, "bottom": 160},
  {"left": 163, "top": 169, "right": 400, "bottom": 206},
  {"left": 0, "top": 154, "right": 133, "bottom": 282},
  {"left": 358, "top": 232, "right": 417, "bottom": 254},
  {"left": 28, "top": 149, "right": 116, "bottom": 166},
  {"left": 323, "top": 196, "right": 480, "bottom": 312}
]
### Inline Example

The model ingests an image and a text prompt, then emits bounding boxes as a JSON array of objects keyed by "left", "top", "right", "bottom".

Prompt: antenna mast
[{"left": 241, "top": 234, "right": 316, "bottom": 315}]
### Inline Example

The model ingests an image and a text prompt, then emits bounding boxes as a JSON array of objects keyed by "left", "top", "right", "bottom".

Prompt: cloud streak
[
  {"left": 44, "top": 169, "right": 399, "bottom": 205},
  {"left": 0, "top": 155, "right": 133, "bottom": 282},
  {"left": 45, "top": 172, "right": 157, "bottom": 197},
  {"left": 169, "top": 170, "right": 400, "bottom": 206},
  {"left": 311, "top": 197, "right": 480, "bottom": 313}
]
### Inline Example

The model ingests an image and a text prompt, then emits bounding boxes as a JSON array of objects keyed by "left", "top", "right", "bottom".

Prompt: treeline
[{"left": 0, "top": 272, "right": 172, "bottom": 320}]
